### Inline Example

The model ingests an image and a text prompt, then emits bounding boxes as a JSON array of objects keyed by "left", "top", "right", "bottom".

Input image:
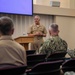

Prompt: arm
[
  {"left": 36, "top": 32, "right": 46, "bottom": 37},
  {"left": 39, "top": 45, "right": 46, "bottom": 54},
  {"left": 39, "top": 40, "right": 51, "bottom": 54},
  {"left": 28, "top": 32, "right": 43, "bottom": 37},
  {"left": 43, "top": 34, "right": 46, "bottom": 37},
  {"left": 39, "top": 32, "right": 47, "bottom": 37},
  {"left": 28, "top": 33, "right": 35, "bottom": 37},
  {"left": 39, "top": 39, "right": 53, "bottom": 57},
  {"left": 27, "top": 25, "right": 35, "bottom": 37}
]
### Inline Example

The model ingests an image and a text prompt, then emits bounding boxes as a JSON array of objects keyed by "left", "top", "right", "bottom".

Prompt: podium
[{"left": 14, "top": 36, "right": 34, "bottom": 50}]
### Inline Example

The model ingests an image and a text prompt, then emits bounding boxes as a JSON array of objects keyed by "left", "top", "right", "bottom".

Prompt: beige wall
[
  {"left": 33, "top": 0, "right": 36, "bottom": 4},
  {"left": 54, "top": 16, "right": 75, "bottom": 49},
  {"left": 34, "top": 5, "right": 75, "bottom": 17},
  {"left": 33, "top": 0, "right": 75, "bottom": 9},
  {"left": 60, "top": 0, "right": 70, "bottom": 8},
  {"left": 70, "top": 0, "right": 75, "bottom": 9},
  {"left": 33, "top": 0, "right": 61, "bottom": 6}
]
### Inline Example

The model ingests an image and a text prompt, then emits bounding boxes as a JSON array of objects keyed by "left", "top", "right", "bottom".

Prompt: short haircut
[
  {"left": 49, "top": 23, "right": 59, "bottom": 32},
  {"left": 34, "top": 15, "right": 40, "bottom": 20},
  {"left": 0, "top": 16, "right": 14, "bottom": 35}
]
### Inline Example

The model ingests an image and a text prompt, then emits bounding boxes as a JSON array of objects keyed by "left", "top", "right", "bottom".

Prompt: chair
[
  {"left": 0, "top": 65, "right": 27, "bottom": 75},
  {"left": 26, "top": 60, "right": 64, "bottom": 75},
  {"left": 46, "top": 52, "right": 67, "bottom": 61},
  {"left": 62, "top": 59, "right": 75, "bottom": 73},
  {"left": 26, "top": 50, "right": 36, "bottom": 55},
  {"left": 27, "top": 54, "right": 46, "bottom": 69}
]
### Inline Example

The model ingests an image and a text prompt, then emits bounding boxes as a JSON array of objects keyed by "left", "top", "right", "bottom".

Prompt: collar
[
  {"left": 0, "top": 36, "right": 14, "bottom": 41},
  {"left": 50, "top": 35, "right": 59, "bottom": 38}
]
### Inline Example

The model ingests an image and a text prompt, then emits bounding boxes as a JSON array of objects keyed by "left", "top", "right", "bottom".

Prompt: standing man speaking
[{"left": 27, "top": 15, "right": 47, "bottom": 54}]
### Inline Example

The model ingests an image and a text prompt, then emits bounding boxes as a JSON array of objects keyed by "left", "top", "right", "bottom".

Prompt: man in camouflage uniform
[
  {"left": 39, "top": 23, "right": 68, "bottom": 57},
  {"left": 27, "top": 15, "right": 47, "bottom": 53}
]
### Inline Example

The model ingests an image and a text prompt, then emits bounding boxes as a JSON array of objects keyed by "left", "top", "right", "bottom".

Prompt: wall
[
  {"left": 33, "top": 5, "right": 75, "bottom": 17},
  {"left": 60, "top": 0, "right": 70, "bottom": 8},
  {"left": 33, "top": 0, "right": 75, "bottom": 9},
  {"left": 54, "top": 16, "right": 75, "bottom": 49},
  {"left": 70, "top": 0, "right": 75, "bottom": 9}
]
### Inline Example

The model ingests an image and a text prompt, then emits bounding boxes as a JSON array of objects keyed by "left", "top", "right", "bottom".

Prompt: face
[{"left": 34, "top": 16, "right": 40, "bottom": 25}]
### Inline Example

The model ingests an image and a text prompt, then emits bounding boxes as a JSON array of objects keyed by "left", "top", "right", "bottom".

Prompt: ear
[
  {"left": 39, "top": 18, "right": 40, "bottom": 21},
  {"left": 11, "top": 28, "right": 14, "bottom": 35},
  {"left": 49, "top": 30, "right": 51, "bottom": 35},
  {"left": 0, "top": 31, "right": 2, "bottom": 36},
  {"left": 58, "top": 30, "right": 60, "bottom": 33}
]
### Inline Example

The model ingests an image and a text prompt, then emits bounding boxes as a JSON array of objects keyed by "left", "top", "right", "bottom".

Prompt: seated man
[
  {"left": 0, "top": 16, "right": 27, "bottom": 68},
  {"left": 39, "top": 23, "right": 68, "bottom": 57}
]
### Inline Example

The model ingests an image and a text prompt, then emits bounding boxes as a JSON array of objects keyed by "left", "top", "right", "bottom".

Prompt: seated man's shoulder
[
  {"left": 67, "top": 49, "right": 75, "bottom": 58},
  {"left": 62, "top": 39, "right": 67, "bottom": 43},
  {"left": 45, "top": 38, "right": 52, "bottom": 43},
  {"left": 62, "top": 39, "right": 68, "bottom": 46},
  {"left": 59, "top": 37, "right": 67, "bottom": 45},
  {"left": 59, "top": 39, "right": 68, "bottom": 51}
]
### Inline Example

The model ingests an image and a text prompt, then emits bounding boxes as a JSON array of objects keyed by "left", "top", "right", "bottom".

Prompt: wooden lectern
[{"left": 14, "top": 36, "right": 34, "bottom": 50}]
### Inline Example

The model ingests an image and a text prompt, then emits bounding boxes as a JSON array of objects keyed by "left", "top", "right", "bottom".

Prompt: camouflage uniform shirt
[
  {"left": 39, "top": 36, "right": 68, "bottom": 56},
  {"left": 67, "top": 49, "right": 75, "bottom": 58}
]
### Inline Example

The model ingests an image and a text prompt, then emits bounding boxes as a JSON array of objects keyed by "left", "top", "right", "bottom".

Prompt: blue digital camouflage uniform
[{"left": 39, "top": 36, "right": 68, "bottom": 57}]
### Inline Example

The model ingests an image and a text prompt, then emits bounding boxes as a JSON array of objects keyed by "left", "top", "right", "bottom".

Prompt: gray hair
[
  {"left": 0, "top": 16, "right": 14, "bottom": 35},
  {"left": 49, "top": 23, "right": 59, "bottom": 32},
  {"left": 34, "top": 15, "right": 40, "bottom": 20}
]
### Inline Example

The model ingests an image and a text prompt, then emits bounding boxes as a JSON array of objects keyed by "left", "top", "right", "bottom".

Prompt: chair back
[
  {"left": 27, "top": 54, "right": 46, "bottom": 69},
  {"left": 26, "top": 50, "right": 36, "bottom": 55},
  {"left": 0, "top": 65, "right": 27, "bottom": 75},
  {"left": 46, "top": 52, "right": 67, "bottom": 61},
  {"left": 62, "top": 59, "right": 75, "bottom": 73},
  {"left": 27, "top": 60, "right": 63, "bottom": 75}
]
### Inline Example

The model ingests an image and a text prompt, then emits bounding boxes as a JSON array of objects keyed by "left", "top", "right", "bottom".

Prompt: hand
[
  {"left": 34, "top": 32, "right": 43, "bottom": 36},
  {"left": 34, "top": 32, "right": 40, "bottom": 36},
  {"left": 39, "top": 32, "right": 43, "bottom": 36},
  {"left": 38, "top": 32, "right": 43, "bottom": 36}
]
